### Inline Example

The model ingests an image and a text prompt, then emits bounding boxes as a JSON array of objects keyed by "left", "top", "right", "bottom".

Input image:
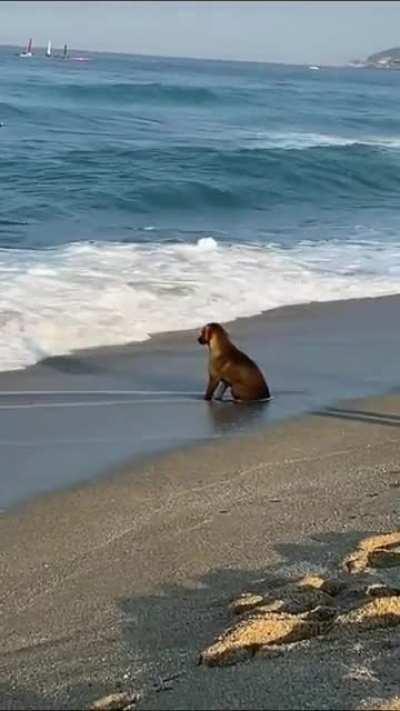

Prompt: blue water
[{"left": 1, "top": 47, "right": 400, "bottom": 371}]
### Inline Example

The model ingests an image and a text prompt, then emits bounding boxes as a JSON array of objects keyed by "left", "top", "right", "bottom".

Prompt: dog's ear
[
  {"left": 207, "top": 323, "right": 227, "bottom": 341},
  {"left": 198, "top": 325, "right": 208, "bottom": 345},
  {"left": 198, "top": 324, "right": 214, "bottom": 345},
  {"left": 204, "top": 324, "right": 212, "bottom": 343}
]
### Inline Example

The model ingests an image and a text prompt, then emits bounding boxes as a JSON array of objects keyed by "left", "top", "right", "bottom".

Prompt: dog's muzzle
[{"left": 198, "top": 336, "right": 206, "bottom": 345}]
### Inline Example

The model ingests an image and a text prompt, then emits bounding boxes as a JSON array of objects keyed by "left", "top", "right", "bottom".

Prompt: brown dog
[{"left": 198, "top": 322, "right": 270, "bottom": 402}]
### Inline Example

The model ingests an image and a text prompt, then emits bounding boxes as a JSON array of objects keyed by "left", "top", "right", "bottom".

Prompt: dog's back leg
[{"left": 215, "top": 381, "right": 229, "bottom": 401}]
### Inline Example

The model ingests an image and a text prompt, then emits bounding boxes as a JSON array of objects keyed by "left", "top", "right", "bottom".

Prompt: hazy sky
[{"left": 2, "top": 1, "right": 400, "bottom": 65}]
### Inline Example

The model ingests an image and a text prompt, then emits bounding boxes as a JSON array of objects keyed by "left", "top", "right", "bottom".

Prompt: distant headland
[{"left": 350, "top": 47, "right": 400, "bottom": 69}]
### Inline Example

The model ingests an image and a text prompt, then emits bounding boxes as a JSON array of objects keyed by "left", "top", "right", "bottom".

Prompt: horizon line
[{"left": 0, "top": 42, "right": 352, "bottom": 68}]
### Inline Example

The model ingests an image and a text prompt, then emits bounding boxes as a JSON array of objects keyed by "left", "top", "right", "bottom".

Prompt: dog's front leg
[{"left": 204, "top": 375, "right": 220, "bottom": 401}]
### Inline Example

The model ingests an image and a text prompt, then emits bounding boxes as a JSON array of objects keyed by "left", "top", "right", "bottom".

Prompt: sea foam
[
  {"left": 246, "top": 131, "right": 400, "bottom": 151},
  {"left": 0, "top": 236, "right": 399, "bottom": 372}
]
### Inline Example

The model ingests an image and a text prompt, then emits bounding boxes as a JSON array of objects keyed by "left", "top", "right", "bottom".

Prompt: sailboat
[
  {"left": 19, "top": 38, "right": 32, "bottom": 57},
  {"left": 45, "top": 40, "right": 52, "bottom": 57},
  {"left": 63, "top": 43, "right": 68, "bottom": 59}
]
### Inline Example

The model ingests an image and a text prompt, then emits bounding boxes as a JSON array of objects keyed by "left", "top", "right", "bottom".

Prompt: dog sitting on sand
[{"left": 197, "top": 322, "right": 270, "bottom": 402}]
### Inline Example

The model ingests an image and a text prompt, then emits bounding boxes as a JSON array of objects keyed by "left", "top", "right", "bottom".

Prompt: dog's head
[{"left": 197, "top": 322, "right": 226, "bottom": 346}]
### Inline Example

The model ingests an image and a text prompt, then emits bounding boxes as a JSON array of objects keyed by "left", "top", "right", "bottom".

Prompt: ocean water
[{"left": 1, "top": 47, "right": 400, "bottom": 371}]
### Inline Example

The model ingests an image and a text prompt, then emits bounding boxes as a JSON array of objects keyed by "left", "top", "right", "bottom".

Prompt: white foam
[
  {"left": 0, "top": 236, "right": 399, "bottom": 372},
  {"left": 250, "top": 132, "right": 357, "bottom": 150},
  {"left": 246, "top": 131, "right": 400, "bottom": 151}
]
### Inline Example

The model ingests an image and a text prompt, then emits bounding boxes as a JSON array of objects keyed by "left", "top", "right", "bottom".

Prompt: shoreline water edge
[{"left": 1, "top": 292, "right": 400, "bottom": 510}]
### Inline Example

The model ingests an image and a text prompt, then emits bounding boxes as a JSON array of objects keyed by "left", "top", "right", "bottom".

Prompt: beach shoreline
[
  {"left": 1, "top": 387, "right": 400, "bottom": 709},
  {"left": 1, "top": 292, "right": 400, "bottom": 511},
  {"left": 2, "top": 290, "right": 400, "bottom": 379}
]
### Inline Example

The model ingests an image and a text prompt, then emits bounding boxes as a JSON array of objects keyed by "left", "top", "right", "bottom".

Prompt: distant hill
[{"left": 367, "top": 47, "right": 400, "bottom": 62}]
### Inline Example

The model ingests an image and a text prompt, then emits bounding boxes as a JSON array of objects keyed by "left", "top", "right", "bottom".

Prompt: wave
[
  {"left": 243, "top": 131, "right": 400, "bottom": 151},
  {"left": 0, "top": 101, "right": 26, "bottom": 118},
  {"left": 50, "top": 81, "right": 222, "bottom": 106},
  {"left": 3, "top": 136, "right": 398, "bottom": 217},
  {"left": 0, "top": 237, "right": 399, "bottom": 372},
  {"left": 87, "top": 141, "right": 400, "bottom": 209}
]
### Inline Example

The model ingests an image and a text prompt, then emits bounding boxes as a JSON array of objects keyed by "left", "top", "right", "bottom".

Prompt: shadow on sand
[
  {"left": 113, "top": 528, "right": 400, "bottom": 711},
  {"left": 5, "top": 532, "right": 400, "bottom": 710},
  {"left": 314, "top": 405, "right": 400, "bottom": 429}
]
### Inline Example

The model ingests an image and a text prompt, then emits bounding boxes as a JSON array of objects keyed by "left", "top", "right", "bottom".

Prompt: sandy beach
[{"left": 1, "top": 361, "right": 400, "bottom": 708}]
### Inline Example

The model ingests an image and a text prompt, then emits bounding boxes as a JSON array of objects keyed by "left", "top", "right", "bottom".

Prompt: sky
[{"left": 2, "top": 1, "right": 400, "bottom": 65}]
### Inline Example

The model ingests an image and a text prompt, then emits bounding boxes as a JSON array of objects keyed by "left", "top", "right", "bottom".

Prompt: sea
[{"left": 1, "top": 46, "right": 400, "bottom": 373}]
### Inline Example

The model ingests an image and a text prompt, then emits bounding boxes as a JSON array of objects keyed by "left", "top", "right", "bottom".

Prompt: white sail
[
  {"left": 20, "top": 37, "right": 32, "bottom": 57},
  {"left": 45, "top": 40, "right": 52, "bottom": 57}
]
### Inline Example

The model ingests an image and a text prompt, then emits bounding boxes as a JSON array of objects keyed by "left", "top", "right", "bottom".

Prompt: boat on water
[
  {"left": 308, "top": 65, "right": 320, "bottom": 71},
  {"left": 45, "top": 40, "right": 52, "bottom": 57},
  {"left": 19, "top": 38, "right": 33, "bottom": 57},
  {"left": 63, "top": 43, "right": 68, "bottom": 59}
]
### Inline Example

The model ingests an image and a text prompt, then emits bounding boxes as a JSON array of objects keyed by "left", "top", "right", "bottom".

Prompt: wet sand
[
  {"left": 1, "top": 293, "right": 400, "bottom": 509},
  {"left": 1, "top": 388, "right": 400, "bottom": 709}
]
